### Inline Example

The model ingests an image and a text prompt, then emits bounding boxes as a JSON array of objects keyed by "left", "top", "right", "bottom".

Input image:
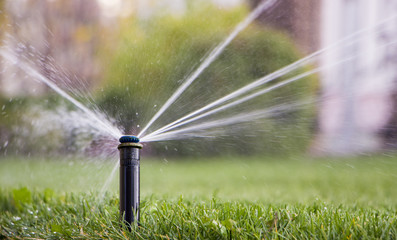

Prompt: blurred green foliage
[
  {"left": 0, "top": 96, "right": 79, "bottom": 156},
  {"left": 0, "top": 97, "right": 34, "bottom": 156},
  {"left": 98, "top": 6, "right": 247, "bottom": 129},
  {"left": 0, "top": 5, "right": 317, "bottom": 158},
  {"left": 98, "top": 5, "right": 317, "bottom": 157}
]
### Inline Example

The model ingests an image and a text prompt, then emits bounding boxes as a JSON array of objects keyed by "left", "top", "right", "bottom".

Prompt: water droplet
[
  {"left": 136, "top": 112, "right": 139, "bottom": 116},
  {"left": 137, "top": 125, "right": 140, "bottom": 128}
]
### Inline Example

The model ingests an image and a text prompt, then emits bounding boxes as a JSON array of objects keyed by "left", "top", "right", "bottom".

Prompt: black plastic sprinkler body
[{"left": 118, "top": 135, "right": 142, "bottom": 228}]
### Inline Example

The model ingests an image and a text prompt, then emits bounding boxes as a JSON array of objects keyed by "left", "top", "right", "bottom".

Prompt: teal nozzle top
[{"left": 119, "top": 135, "right": 140, "bottom": 143}]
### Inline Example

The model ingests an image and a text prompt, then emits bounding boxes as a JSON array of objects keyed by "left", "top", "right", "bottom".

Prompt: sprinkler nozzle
[{"left": 119, "top": 135, "right": 140, "bottom": 143}]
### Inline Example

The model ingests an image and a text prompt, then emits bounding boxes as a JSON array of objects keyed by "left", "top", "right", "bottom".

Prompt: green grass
[{"left": 1, "top": 155, "right": 396, "bottom": 239}]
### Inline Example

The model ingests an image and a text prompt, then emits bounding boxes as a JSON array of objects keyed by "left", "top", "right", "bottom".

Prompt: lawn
[{"left": 0, "top": 155, "right": 396, "bottom": 239}]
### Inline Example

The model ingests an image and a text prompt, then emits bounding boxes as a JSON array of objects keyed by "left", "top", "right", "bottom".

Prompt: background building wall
[
  {"left": 315, "top": 0, "right": 397, "bottom": 155},
  {"left": 251, "top": 0, "right": 397, "bottom": 155}
]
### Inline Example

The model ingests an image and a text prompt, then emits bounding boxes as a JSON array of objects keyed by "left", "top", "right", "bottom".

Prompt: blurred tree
[
  {"left": 98, "top": 5, "right": 317, "bottom": 157},
  {"left": 249, "top": 0, "right": 320, "bottom": 54},
  {"left": 0, "top": 0, "right": 106, "bottom": 157},
  {"left": 1, "top": 0, "right": 102, "bottom": 97}
]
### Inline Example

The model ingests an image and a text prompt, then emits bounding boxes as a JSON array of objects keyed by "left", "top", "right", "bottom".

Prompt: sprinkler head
[
  {"left": 118, "top": 135, "right": 142, "bottom": 228},
  {"left": 119, "top": 135, "right": 140, "bottom": 143}
]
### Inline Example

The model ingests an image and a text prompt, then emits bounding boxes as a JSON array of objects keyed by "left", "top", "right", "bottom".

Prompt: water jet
[{"left": 118, "top": 135, "right": 142, "bottom": 227}]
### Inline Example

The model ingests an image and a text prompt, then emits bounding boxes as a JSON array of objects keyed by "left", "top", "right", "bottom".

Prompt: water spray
[{"left": 118, "top": 135, "right": 142, "bottom": 227}]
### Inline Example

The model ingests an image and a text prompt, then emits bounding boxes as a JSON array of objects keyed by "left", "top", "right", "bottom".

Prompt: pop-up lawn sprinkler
[{"left": 118, "top": 135, "right": 142, "bottom": 227}]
